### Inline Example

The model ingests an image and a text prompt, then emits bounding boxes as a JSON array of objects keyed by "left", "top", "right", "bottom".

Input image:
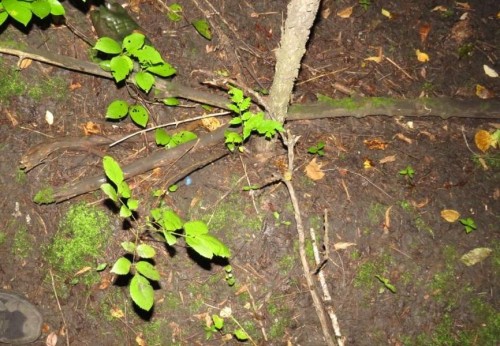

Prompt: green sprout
[{"left": 459, "top": 217, "right": 477, "bottom": 234}]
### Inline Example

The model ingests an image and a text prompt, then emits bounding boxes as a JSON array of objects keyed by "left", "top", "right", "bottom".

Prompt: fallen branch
[{"left": 40, "top": 125, "right": 229, "bottom": 203}]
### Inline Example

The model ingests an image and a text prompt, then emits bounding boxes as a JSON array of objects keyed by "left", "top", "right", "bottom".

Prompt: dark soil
[{"left": 0, "top": 0, "right": 499, "bottom": 345}]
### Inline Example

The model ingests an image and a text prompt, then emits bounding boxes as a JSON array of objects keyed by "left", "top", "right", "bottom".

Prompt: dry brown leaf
[
  {"left": 411, "top": 198, "right": 429, "bottom": 208},
  {"left": 41, "top": 323, "right": 51, "bottom": 334},
  {"left": 381, "top": 8, "right": 392, "bottom": 19},
  {"left": 416, "top": 49, "right": 430, "bottom": 62},
  {"left": 420, "top": 130, "right": 436, "bottom": 141},
  {"left": 98, "top": 276, "right": 111, "bottom": 290},
  {"left": 69, "top": 82, "right": 82, "bottom": 91},
  {"left": 82, "top": 121, "right": 101, "bottom": 136},
  {"left": 419, "top": 23, "right": 431, "bottom": 43},
  {"left": 334, "top": 242, "right": 356, "bottom": 250},
  {"left": 201, "top": 117, "right": 221, "bottom": 131},
  {"left": 46, "top": 332, "right": 58, "bottom": 346},
  {"left": 455, "top": 2, "right": 471, "bottom": 10},
  {"left": 395, "top": 133, "right": 412, "bottom": 144},
  {"left": 440, "top": 209, "right": 460, "bottom": 222},
  {"left": 483, "top": 64, "right": 498, "bottom": 78},
  {"left": 431, "top": 6, "right": 448, "bottom": 12},
  {"left": 135, "top": 332, "right": 147, "bottom": 346},
  {"left": 475, "top": 84, "right": 495, "bottom": 99},
  {"left": 305, "top": 158, "right": 325, "bottom": 180},
  {"left": 18, "top": 58, "right": 32, "bottom": 69},
  {"left": 383, "top": 206, "right": 393, "bottom": 233},
  {"left": 337, "top": 6, "right": 353, "bottom": 18},
  {"left": 364, "top": 138, "right": 388, "bottom": 150},
  {"left": 111, "top": 307, "right": 125, "bottom": 319},
  {"left": 475, "top": 129, "right": 492, "bottom": 152},
  {"left": 363, "top": 158, "right": 374, "bottom": 169},
  {"left": 460, "top": 248, "right": 492, "bottom": 266},
  {"left": 379, "top": 155, "right": 396, "bottom": 164}
]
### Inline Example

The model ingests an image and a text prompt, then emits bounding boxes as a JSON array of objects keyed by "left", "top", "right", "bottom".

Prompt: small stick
[
  {"left": 49, "top": 269, "right": 70, "bottom": 346},
  {"left": 384, "top": 56, "right": 415, "bottom": 81}
]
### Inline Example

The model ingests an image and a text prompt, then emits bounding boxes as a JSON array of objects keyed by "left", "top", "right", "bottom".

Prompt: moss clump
[
  {"left": 33, "top": 187, "right": 55, "bottom": 204},
  {"left": 46, "top": 203, "right": 111, "bottom": 275},
  {"left": 12, "top": 226, "right": 33, "bottom": 259}
]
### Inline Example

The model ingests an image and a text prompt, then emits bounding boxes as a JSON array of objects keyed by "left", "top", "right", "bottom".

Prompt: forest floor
[{"left": 0, "top": 0, "right": 499, "bottom": 345}]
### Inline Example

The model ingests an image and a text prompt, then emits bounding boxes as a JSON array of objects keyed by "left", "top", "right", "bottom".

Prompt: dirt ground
[{"left": 0, "top": 0, "right": 499, "bottom": 345}]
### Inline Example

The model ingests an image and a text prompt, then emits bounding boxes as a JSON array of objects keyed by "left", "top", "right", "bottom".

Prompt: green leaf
[
  {"left": 163, "top": 230, "right": 177, "bottom": 246},
  {"left": 228, "top": 88, "right": 244, "bottom": 104},
  {"left": 155, "top": 128, "right": 171, "bottom": 146},
  {"left": 121, "top": 241, "right": 136, "bottom": 253},
  {"left": 31, "top": 0, "right": 51, "bottom": 19},
  {"left": 0, "top": 12, "right": 9, "bottom": 26},
  {"left": 170, "top": 131, "right": 197, "bottom": 146},
  {"left": 47, "top": 0, "right": 64, "bottom": 15},
  {"left": 130, "top": 274, "right": 154, "bottom": 311},
  {"left": 111, "top": 257, "right": 132, "bottom": 275},
  {"left": 102, "top": 156, "right": 124, "bottom": 186},
  {"left": 192, "top": 19, "right": 212, "bottom": 40},
  {"left": 135, "top": 261, "right": 160, "bottom": 281},
  {"left": 133, "top": 45, "right": 163, "bottom": 65},
  {"left": 134, "top": 71, "right": 155, "bottom": 93},
  {"left": 127, "top": 198, "right": 139, "bottom": 211},
  {"left": 186, "top": 233, "right": 231, "bottom": 259},
  {"left": 212, "top": 315, "right": 224, "bottom": 330},
  {"left": 229, "top": 117, "right": 243, "bottom": 125},
  {"left": 106, "top": 100, "right": 129, "bottom": 120},
  {"left": 234, "top": 328, "right": 249, "bottom": 341},
  {"left": 147, "top": 63, "right": 176, "bottom": 77},
  {"left": 129, "top": 104, "right": 149, "bottom": 127},
  {"left": 100, "top": 183, "right": 118, "bottom": 202},
  {"left": 96, "top": 263, "right": 107, "bottom": 271},
  {"left": 151, "top": 207, "right": 183, "bottom": 231},
  {"left": 184, "top": 220, "right": 209, "bottom": 236},
  {"left": 167, "top": 3, "right": 183, "bottom": 22},
  {"left": 163, "top": 97, "right": 180, "bottom": 106},
  {"left": 99, "top": 60, "right": 112, "bottom": 72},
  {"left": 168, "top": 184, "right": 178, "bottom": 192},
  {"left": 120, "top": 205, "right": 132, "bottom": 218},
  {"left": 118, "top": 180, "right": 131, "bottom": 199},
  {"left": 3, "top": 0, "right": 32, "bottom": 26},
  {"left": 94, "top": 37, "right": 122, "bottom": 55},
  {"left": 122, "top": 32, "right": 145, "bottom": 53},
  {"left": 136, "top": 244, "right": 156, "bottom": 258},
  {"left": 375, "top": 275, "right": 396, "bottom": 293},
  {"left": 110, "top": 55, "right": 134, "bottom": 83}
]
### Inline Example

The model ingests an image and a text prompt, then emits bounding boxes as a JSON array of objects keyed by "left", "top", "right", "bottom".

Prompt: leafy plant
[
  {"left": 308, "top": 141, "right": 325, "bottom": 156},
  {"left": 166, "top": 3, "right": 183, "bottom": 22},
  {"left": 459, "top": 217, "right": 477, "bottom": 234},
  {"left": 205, "top": 307, "right": 250, "bottom": 342},
  {"left": 359, "top": 0, "right": 371, "bottom": 11},
  {"left": 100, "top": 155, "right": 230, "bottom": 311},
  {"left": 399, "top": 165, "right": 415, "bottom": 180},
  {"left": 225, "top": 87, "right": 284, "bottom": 151},
  {"left": 0, "top": 0, "right": 65, "bottom": 27}
]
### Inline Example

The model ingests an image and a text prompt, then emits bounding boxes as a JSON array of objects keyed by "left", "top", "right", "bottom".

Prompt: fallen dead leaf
[
  {"left": 395, "top": 133, "right": 412, "bottom": 144},
  {"left": 305, "top": 157, "right": 325, "bottom": 180},
  {"left": 135, "top": 332, "right": 147, "bottom": 346},
  {"left": 450, "top": 19, "right": 473, "bottom": 43},
  {"left": 46, "top": 332, "right": 58, "bottom": 346},
  {"left": 201, "top": 116, "right": 221, "bottom": 131},
  {"left": 460, "top": 248, "right": 492, "bottom": 266},
  {"left": 364, "top": 47, "right": 384, "bottom": 63},
  {"left": 483, "top": 64, "right": 498, "bottom": 78},
  {"left": 419, "top": 130, "right": 436, "bottom": 141},
  {"left": 431, "top": 5, "right": 448, "bottom": 12},
  {"left": 337, "top": 6, "right": 353, "bottom": 18},
  {"left": 419, "top": 23, "right": 431, "bottom": 44},
  {"left": 364, "top": 138, "right": 388, "bottom": 150},
  {"left": 41, "top": 323, "right": 51, "bottom": 334},
  {"left": 411, "top": 198, "right": 429, "bottom": 208},
  {"left": 474, "top": 129, "right": 492, "bottom": 152},
  {"left": 455, "top": 2, "right": 471, "bottom": 11},
  {"left": 98, "top": 275, "right": 111, "bottom": 290},
  {"left": 383, "top": 206, "right": 393, "bottom": 233},
  {"left": 381, "top": 8, "right": 392, "bottom": 19},
  {"left": 334, "top": 242, "right": 356, "bottom": 250},
  {"left": 83, "top": 121, "right": 101, "bottom": 135},
  {"left": 363, "top": 158, "right": 374, "bottom": 169},
  {"left": 379, "top": 155, "right": 396, "bottom": 164},
  {"left": 18, "top": 58, "right": 32, "bottom": 69},
  {"left": 69, "top": 82, "right": 82, "bottom": 91},
  {"left": 475, "top": 84, "right": 495, "bottom": 99},
  {"left": 440, "top": 209, "right": 460, "bottom": 222},
  {"left": 111, "top": 306, "right": 124, "bottom": 318},
  {"left": 415, "top": 49, "right": 430, "bottom": 62}
]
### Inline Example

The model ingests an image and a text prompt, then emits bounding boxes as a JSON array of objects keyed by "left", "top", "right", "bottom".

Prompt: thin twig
[
  {"left": 281, "top": 130, "right": 336, "bottom": 346},
  {"left": 49, "top": 269, "right": 70, "bottom": 346},
  {"left": 108, "top": 111, "right": 230, "bottom": 147},
  {"left": 384, "top": 56, "right": 415, "bottom": 81}
]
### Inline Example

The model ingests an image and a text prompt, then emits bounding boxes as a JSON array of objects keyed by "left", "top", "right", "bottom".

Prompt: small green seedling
[
  {"left": 459, "top": 217, "right": 477, "bottom": 234},
  {"left": 359, "top": 0, "right": 371, "bottom": 11},
  {"left": 308, "top": 141, "right": 325, "bottom": 156},
  {"left": 224, "top": 265, "right": 235, "bottom": 286},
  {"left": 399, "top": 165, "right": 415, "bottom": 180},
  {"left": 273, "top": 211, "right": 291, "bottom": 226},
  {"left": 375, "top": 275, "right": 396, "bottom": 293},
  {"left": 205, "top": 307, "right": 249, "bottom": 342}
]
